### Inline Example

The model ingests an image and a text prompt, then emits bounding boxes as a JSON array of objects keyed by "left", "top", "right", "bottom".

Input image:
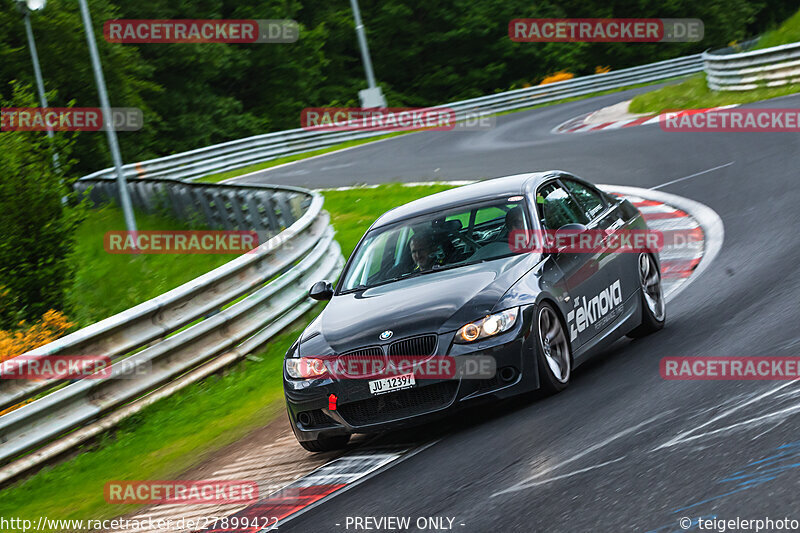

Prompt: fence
[
  {"left": 0, "top": 178, "right": 343, "bottom": 483},
  {"left": 703, "top": 41, "right": 800, "bottom": 91}
]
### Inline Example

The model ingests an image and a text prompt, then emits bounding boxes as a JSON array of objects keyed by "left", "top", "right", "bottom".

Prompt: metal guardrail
[
  {"left": 77, "top": 176, "right": 309, "bottom": 237},
  {"left": 704, "top": 41, "right": 800, "bottom": 91},
  {"left": 0, "top": 178, "right": 343, "bottom": 481},
  {"left": 79, "top": 54, "right": 704, "bottom": 184}
]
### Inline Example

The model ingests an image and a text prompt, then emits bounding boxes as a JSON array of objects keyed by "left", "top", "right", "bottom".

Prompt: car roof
[{"left": 372, "top": 171, "right": 567, "bottom": 228}]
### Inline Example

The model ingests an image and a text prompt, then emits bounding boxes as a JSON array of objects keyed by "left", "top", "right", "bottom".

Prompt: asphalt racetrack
[{"left": 236, "top": 86, "right": 800, "bottom": 532}]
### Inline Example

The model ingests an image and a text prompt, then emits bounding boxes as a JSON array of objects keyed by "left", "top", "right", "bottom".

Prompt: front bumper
[{"left": 283, "top": 312, "right": 540, "bottom": 442}]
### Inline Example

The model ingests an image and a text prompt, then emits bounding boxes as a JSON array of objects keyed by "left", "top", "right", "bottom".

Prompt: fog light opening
[{"left": 499, "top": 366, "right": 517, "bottom": 383}]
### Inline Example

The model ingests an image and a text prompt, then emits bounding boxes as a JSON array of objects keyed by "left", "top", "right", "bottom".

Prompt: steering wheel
[{"left": 453, "top": 233, "right": 480, "bottom": 251}]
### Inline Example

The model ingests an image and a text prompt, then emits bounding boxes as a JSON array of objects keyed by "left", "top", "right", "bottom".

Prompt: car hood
[{"left": 300, "top": 254, "right": 537, "bottom": 355}]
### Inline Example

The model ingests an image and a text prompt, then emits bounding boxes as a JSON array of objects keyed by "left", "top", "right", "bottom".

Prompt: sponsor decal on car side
[{"left": 567, "top": 279, "right": 623, "bottom": 341}]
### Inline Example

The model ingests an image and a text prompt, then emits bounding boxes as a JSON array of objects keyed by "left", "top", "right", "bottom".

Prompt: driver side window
[{"left": 536, "top": 182, "right": 588, "bottom": 230}]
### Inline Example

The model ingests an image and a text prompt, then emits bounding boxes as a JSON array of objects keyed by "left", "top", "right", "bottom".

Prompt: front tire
[
  {"left": 298, "top": 433, "right": 351, "bottom": 452},
  {"left": 535, "top": 302, "right": 571, "bottom": 394},
  {"left": 627, "top": 252, "right": 666, "bottom": 338}
]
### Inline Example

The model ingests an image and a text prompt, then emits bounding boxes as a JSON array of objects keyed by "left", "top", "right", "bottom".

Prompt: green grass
[
  {"left": 628, "top": 74, "right": 800, "bottom": 114},
  {"left": 492, "top": 77, "right": 681, "bottom": 118},
  {"left": 66, "top": 205, "right": 238, "bottom": 328},
  {"left": 196, "top": 132, "right": 406, "bottom": 184},
  {"left": 755, "top": 8, "right": 800, "bottom": 50},
  {"left": 0, "top": 183, "right": 460, "bottom": 528},
  {"left": 629, "top": 8, "right": 800, "bottom": 114}
]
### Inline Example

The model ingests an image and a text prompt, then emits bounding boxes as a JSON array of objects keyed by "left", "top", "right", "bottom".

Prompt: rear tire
[
  {"left": 298, "top": 433, "right": 351, "bottom": 452},
  {"left": 627, "top": 252, "right": 666, "bottom": 338},
  {"left": 535, "top": 302, "right": 571, "bottom": 394}
]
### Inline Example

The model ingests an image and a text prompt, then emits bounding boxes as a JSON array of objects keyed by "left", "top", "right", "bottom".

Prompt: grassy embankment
[{"left": 0, "top": 183, "right": 455, "bottom": 526}]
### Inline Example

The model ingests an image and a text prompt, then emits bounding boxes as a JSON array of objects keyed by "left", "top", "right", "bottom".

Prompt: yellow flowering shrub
[
  {"left": 539, "top": 71, "right": 574, "bottom": 85},
  {"left": 0, "top": 310, "right": 73, "bottom": 363},
  {"left": 0, "top": 310, "right": 73, "bottom": 415}
]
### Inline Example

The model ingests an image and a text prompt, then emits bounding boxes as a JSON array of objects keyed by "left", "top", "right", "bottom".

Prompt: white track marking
[
  {"left": 492, "top": 412, "right": 669, "bottom": 497},
  {"left": 597, "top": 118, "right": 641, "bottom": 130},
  {"left": 653, "top": 381, "right": 797, "bottom": 450},
  {"left": 649, "top": 161, "right": 735, "bottom": 190},
  {"left": 494, "top": 456, "right": 627, "bottom": 493},
  {"left": 676, "top": 403, "right": 800, "bottom": 444}
]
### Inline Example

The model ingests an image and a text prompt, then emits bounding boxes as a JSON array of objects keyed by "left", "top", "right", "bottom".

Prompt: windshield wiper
[
  {"left": 340, "top": 271, "right": 426, "bottom": 293},
  {"left": 339, "top": 284, "right": 367, "bottom": 294}
]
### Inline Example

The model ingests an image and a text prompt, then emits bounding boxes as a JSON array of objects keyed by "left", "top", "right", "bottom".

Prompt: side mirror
[
  {"left": 309, "top": 280, "right": 333, "bottom": 301},
  {"left": 552, "top": 223, "right": 589, "bottom": 255}
]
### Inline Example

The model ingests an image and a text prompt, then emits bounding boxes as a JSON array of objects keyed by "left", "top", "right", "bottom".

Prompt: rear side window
[
  {"left": 474, "top": 206, "right": 506, "bottom": 225},
  {"left": 562, "top": 179, "right": 606, "bottom": 220},
  {"left": 536, "top": 182, "right": 587, "bottom": 230}
]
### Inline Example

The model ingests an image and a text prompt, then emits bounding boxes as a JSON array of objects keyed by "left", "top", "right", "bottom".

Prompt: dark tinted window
[
  {"left": 563, "top": 179, "right": 606, "bottom": 220},
  {"left": 536, "top": 182, "right": 587, "bottom": 230},
  {"left": 341, "top": 199, "right": 529, "bottom": 290}
]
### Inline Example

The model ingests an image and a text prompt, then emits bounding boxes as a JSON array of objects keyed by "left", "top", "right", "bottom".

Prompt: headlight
[
  {"left": 285, "top": 357, "right": 328, "bottom": 379},
  {"left": 455, "top": 307, "right": 519, "bottom": 343}
]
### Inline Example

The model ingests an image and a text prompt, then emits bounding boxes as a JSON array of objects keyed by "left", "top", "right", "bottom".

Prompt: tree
[{"left": 0, "top": 83, "right": 84, "bottom": 329}]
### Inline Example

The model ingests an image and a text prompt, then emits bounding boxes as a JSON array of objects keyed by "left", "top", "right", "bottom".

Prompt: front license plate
[{"left": 368, "top": 373, "right": 415, "bottom": 395}]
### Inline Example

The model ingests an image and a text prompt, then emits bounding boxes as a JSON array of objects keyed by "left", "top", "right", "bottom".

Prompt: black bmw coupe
[{"left": 283, "top": 171, "right": 665, "bottom": 451}]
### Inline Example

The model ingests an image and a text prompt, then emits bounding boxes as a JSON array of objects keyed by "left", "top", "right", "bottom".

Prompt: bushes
[{"left": 0, "top": 84, "right": 83, "bottom": 330}]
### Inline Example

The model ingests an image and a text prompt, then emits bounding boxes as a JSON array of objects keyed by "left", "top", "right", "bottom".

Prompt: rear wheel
[
  {"left": 298, "top": 433, "right": 350, "bottom": 452},
  {"left": 535, "top": 302, "right": 571, "bottom": 394},
  {"left": 627, "top": 252, "right": 666, "bottom": 338}
]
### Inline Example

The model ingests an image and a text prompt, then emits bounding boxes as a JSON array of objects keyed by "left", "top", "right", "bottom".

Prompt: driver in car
[
  {"left": 505, "top": 206, "right": 525, "bottom": 234},
  {"left": 409, "top": 231, "right": 441, "bottom": 272}
]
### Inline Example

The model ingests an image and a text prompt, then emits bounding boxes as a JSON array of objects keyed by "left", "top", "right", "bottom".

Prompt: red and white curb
[
  {"left": 604, "top": 190, "right": 703, "bottom": 298},
  {"left": 203, "top": 443, "right": 438, "bottom": 532},
  {"left": 552, "top": 105, "right": 739, "bottom": 134},
  {"left": 600, "top": 184, "right": 724, "bottom": 302}
]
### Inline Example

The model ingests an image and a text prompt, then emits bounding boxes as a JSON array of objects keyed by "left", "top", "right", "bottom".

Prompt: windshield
[{"left": 340, "top": 198, "right": 530, "bottom": 292}]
